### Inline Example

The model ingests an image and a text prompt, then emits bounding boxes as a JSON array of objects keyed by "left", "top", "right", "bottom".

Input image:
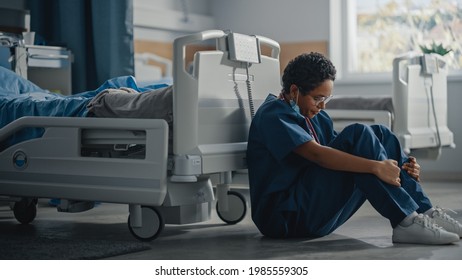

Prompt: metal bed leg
[
  {"left": 217, "top": 172, "right": 232, "bottom": 212},
  {"left": 129, "top": 204, "right": 142, "bottom": 228}
]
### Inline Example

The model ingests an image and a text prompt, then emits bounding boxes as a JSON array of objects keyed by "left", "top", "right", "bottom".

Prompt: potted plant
[{"left": 419, "top": 41, "right": 452, "bottom": 56}]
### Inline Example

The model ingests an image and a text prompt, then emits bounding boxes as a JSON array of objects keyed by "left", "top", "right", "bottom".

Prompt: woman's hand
[
  {"left": 375, "top": 159, "right": 402, "bottom": 187},
  {"left": 402, "top": 156, "right": 421, "bottom": 182}
]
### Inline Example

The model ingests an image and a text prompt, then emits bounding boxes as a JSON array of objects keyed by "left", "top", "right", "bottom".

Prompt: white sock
[
  {"left": 399, "top": 211, "right": 418, "bottom": 227},
  {"left": 424, "top": 207, "right": 436, "bottom": 216}
]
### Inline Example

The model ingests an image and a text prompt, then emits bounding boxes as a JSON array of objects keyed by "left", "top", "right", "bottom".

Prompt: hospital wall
[
  {"left": 209, "top": 0, "right": 462, "bottom": 181},
  {"left": 140, "top": 0, "right": 462, "bottom": 180}
]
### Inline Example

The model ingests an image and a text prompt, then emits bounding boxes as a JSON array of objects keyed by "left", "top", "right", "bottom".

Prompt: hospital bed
[
  {"left": 325, "top": 52, "right": 455, "bottom": 160},
  {"left": 0, "top": 30, "right": 281, "bottom": 241}
]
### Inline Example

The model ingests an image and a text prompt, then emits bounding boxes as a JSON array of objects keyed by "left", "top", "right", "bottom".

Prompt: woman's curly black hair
[{"left": 281, "top": 52, "right": 336, "bottom": 95}]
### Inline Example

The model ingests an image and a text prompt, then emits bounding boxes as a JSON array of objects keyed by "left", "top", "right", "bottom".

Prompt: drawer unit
[{"left": 26, "top": 45, "right": 73, "bottom": 95}]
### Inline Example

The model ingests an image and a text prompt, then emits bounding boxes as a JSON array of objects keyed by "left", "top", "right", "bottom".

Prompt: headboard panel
[{"left": 172, "top": 31, "right": 281, "bottom": 172}]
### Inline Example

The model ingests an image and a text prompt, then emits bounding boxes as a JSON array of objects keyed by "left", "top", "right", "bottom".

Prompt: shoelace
[
  {"left": 432, "top": 206, "right": 461, "bottom": 225},
  {"left": 415, "top": 213, "right": 442, "bottom": 230}
]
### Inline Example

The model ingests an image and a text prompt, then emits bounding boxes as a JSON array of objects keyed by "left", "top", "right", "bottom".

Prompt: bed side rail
[
  {"left": 325, "top": 109, "right": 392, "bottom": 132},
  {"left": 0, "top": 117, "right": 168, "bottom": 206}
]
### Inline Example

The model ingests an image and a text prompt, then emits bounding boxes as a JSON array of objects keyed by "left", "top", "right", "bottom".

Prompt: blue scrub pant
[{"left": 291, "top": 124, "right": 432, "bottom": 237}]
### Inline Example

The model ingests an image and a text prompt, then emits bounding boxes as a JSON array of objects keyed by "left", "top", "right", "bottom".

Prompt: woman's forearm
[
  {"left": 294, "top": 140, "right": 401, "bottom": 186},
  {"left": 299, "top": 142, "right": 379, "bottom": 174}
]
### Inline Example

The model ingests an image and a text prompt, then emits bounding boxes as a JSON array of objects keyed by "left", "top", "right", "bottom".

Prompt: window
[{"left": 330, "top": 0, "right": 462, "bottom": 80}]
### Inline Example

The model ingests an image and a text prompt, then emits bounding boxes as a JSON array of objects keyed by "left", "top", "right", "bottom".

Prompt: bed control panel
[
  {"left": 422, "top": 53, "right": 439, "bottom": 75},
  {"left": 227, "top": 32, "right": 261, "bottom": 64}
]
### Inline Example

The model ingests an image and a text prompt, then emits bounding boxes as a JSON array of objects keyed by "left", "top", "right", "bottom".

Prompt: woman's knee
[
  {"left": 342, "top": 123, "right": 396, "bottom": 144},
  {"left": 330, "top": 123, "right": 371, "bottom": 151},
  {"left": 342, "top": 123, "right": 376, "bottom": 140},
  {"left": 344, "top": 123, "right": 368, "bottom": 132},
  {"left": 370, "top": 124, "right": 406, "bottom": 158},
  {"left": 370, "top": 124, "right": 393, "bottom": 140},
  {"left": 335, "top": 123, "right": 388, "bottom": 159}
]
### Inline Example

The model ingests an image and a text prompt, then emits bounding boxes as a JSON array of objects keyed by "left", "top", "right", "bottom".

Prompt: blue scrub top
[{"left": 246, "top": 94, "right": 337, "bottom": 237}]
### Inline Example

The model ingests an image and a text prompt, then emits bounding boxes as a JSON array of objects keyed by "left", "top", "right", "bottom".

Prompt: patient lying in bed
[
  {"left": 0, "top": 66, "right": 173, "bottom": 150},
  {"left": 87, "top": 85, "right": 172, "bottom": 127}
]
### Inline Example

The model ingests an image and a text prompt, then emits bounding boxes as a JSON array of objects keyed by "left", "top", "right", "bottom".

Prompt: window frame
[{"left": 329, "top": 0, "right": 462, "bottom": 83}]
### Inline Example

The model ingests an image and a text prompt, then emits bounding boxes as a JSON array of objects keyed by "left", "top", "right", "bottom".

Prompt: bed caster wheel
[
  {"left": 216, "top": 191, "right": 247, "bottom": 224},
  {"left": 13, "top": 198, "right": 37, "bottom": 224},
  {"left": 128, "top": 206, "right": 164, "bottom": 241}
]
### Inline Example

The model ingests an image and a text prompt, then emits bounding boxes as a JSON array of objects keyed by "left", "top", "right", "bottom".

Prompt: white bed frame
[
  {"left": 392, "top": 53, "right": 454, "bottom": 158},
  {"left": 325, "top": 53, "right": 454, "bottom": 160},
  {"left": 0, "top": 30, "right": 281, "bottom": 240}
]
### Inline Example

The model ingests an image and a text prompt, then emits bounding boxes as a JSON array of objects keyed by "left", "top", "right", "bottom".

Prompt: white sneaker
[
  {"left": 429, "top": 207, "right": 462, "bottom": 238},
  {"left": 392, "top": 214, "right": 459, "bottom": 245}
]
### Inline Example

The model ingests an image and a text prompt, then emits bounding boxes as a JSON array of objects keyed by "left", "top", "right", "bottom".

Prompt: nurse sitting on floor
[{"left": 246, "top": 52, "right": 462, "bottom": 245}]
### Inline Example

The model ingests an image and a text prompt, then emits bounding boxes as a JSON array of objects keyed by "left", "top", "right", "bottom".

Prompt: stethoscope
[{"left": 305, "top": 117, "right": 320, "bottom": 143}]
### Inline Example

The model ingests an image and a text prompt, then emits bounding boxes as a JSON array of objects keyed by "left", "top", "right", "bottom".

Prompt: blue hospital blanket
[{"left": 0, "top": 66, "right": 168, "bottom": 150}]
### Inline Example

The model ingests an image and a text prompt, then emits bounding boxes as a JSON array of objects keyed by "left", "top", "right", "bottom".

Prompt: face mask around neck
[{"left": 289, "top": 92, "right": 300, "bottom": 114}]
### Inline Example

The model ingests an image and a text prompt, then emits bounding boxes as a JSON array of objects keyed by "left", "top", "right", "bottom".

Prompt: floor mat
[{"left": 0, "top": 236, "right": 151, "bottom": 260}]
